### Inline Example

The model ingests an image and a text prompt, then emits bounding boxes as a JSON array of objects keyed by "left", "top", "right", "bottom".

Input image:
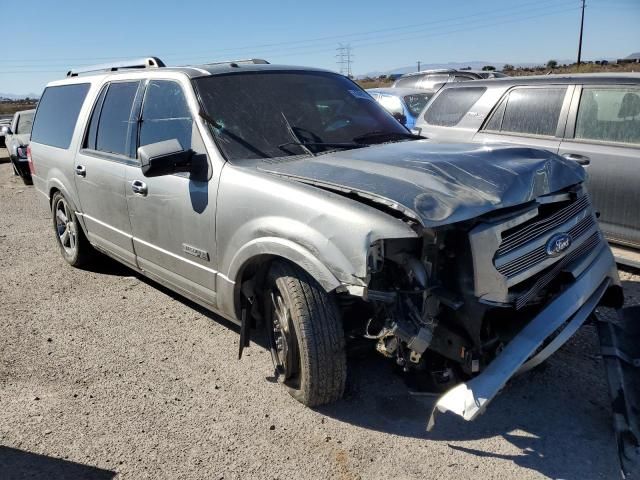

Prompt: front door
[
  {"left": 559, "top": 84, "right": 640, "bottom": 248},
  {"left": 124, "top": 79, "right": 218, "bottom": 307},
  {"left": 74, "top": 80, "right": 141, "bottom": 267}
]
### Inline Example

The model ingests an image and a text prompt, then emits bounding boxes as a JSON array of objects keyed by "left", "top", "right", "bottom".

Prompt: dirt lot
[{"left": 0, "top": 148, "right": 638, "bottom": 480}]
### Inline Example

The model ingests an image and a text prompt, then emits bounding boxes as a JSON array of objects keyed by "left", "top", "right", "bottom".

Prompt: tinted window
[
  {"left": 15, "top": 111, "right": 35, "bottom": 135},
  {"left": 499, "top": 87, "right": 566, "bottom": 136},
  {"left": 31, "top": 84, "right": 90, "bottom": 149},
  {"left": 575, "top": 87, "right": 640, "bottom": 145},
  {"left": 424, "top": 87, "right": 486, "bottom": 126},
  {"left": 140, "top": 81, "right": 193, "bottom": 150},
  {"left": 195, "top": 71, "right": 407, "bottom": 162},
  {"left": 404, "top": 93, "right": 432, "bottom": 117},
  {"left": 96, "top": 82, "right": 139, "bottom": 156},
  {"left": 84, "top": 85, "right": 108, "bottom": 150}
]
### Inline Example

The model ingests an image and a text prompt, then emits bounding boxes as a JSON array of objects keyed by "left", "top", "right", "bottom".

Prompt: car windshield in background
[
  {"left": 194, "top": 71, "right": 409, "bottom": 162},
  {"left": 404, "top": 93, "right": 432, "bottom": 117}
]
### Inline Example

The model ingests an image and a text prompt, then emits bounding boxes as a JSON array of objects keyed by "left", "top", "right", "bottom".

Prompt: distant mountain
[
  {"left": 0, "top": 92, "right": 40, "bottom": 100},
  {"left": 358, "top": 59, "right": 578, "bottom": 78}
]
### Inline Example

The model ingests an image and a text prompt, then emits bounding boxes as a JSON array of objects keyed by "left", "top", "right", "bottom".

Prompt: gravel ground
[{"left": 0, "top": 149, "right": 638, "bottom": 480}]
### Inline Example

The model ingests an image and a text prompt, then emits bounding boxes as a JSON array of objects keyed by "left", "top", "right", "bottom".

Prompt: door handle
[
  {"left": 131, "top": 180, "right": 148, "bottom": 196},
  {"left": 562, "top": 153, "right": 590, "bottom": 166},
  {"left": 75, "top": 165, "right": 87, "bottom": 177}
]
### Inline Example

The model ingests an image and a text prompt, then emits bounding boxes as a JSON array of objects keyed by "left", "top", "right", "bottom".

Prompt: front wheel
[
  {"left": 265, "top": 261, "right": 347, "bottom": 407},
  {"left": 51, "top": 191, "right": 93, "bottom": 267}
]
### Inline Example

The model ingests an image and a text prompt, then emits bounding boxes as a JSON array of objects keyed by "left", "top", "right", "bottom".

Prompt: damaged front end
[{"left": 345, "top": 184, "right": 623, "bottom": 428}]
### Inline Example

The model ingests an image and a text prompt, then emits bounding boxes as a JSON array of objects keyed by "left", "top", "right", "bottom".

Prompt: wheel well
[
  {"left": 49, "top": 187, "right": 60, "bottom": 206},
  {"left": 234, "top": 254, "right": 278, "bottom": 321}
]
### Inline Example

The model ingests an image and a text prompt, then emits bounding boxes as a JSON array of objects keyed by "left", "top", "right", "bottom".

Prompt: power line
[
  {"left": 577, "top": 0, "right": 586, "bottom": 66},
  {"left": 0, "top": 0, "right": 575, "bottom": 67},
  {"left": 0, "top": 4, "right": 582, "bottom": 74},
  {"left": 336, "top": 44, "right": 354, "bottom": 77}
]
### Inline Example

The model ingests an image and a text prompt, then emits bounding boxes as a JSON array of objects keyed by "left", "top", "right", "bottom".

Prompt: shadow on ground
[
  {"left": 0, "top": 446, "right": 116, "bottom": 480},
  {"left": 79, "top": 254, "right": 631, "bottom": 480}
]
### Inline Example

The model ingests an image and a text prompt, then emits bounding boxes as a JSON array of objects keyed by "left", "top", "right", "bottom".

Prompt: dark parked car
[
  {"left": 367, "top": 87, "right": 437, "bottom": 128},
  {"left": 1, "top": 109, "right": 35, "bottom": 184},
  {"left": 392, "top": 69, "right": 507, "bottom": 89},
  {"left": 414, "top": 74, "right": 640, "bottom": 257}
]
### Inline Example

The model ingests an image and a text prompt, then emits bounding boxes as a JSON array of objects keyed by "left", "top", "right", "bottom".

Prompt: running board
[{"left": 597, "top": 306, "right": 640, "bottom": 480}]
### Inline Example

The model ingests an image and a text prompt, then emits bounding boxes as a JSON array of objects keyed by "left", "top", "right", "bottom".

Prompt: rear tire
[
  {"left": 51, "top": 191, "right": 93, "bottom": 267},
  {"left": 265, "top": 261, "right": 347, "bottom": 407}
]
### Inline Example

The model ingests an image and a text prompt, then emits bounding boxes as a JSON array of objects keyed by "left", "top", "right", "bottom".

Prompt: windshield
[
  {"left": 194, "top": 71, "right": 408, "bottom": 162},
  {"left": 403, "top": 93, "right": 433, "bottom": 117}
]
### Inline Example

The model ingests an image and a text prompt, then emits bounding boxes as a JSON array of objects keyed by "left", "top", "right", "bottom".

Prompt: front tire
[
  {"left": 51, "top": 191, "right": 93, "bottom": 267},
  {"left": 265, "top": 261, "right": 347, "bottom": 407}
]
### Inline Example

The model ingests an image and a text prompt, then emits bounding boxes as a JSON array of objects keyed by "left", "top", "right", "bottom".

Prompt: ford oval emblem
[{"left": 546, "top": 233, "right": 572, "bottom": 257}]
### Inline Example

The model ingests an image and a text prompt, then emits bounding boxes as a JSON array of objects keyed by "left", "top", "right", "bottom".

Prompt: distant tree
[
  {"left": 547, "top": 59, "right": 558, "bottom": 69},
  {"left": 482, "top": 65, "right": 496, "bottom": 71},
  {"left": 502, "top": 64, "right": 515, "bottom": 71}
]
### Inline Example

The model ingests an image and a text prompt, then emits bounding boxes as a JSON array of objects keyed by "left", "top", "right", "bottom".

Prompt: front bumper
[{"left": 428, "top": 243, "right": 620, "bottom": 428}]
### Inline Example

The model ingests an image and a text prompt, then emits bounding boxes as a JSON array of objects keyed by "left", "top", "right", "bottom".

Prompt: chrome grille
[
  {"left": 497, "top": 195, "right": 590, "bottom": 256},
  {"left": 496, "top": 215, "right": 596, "bottom": 278},
  {"left": 468, "top": 188, "right": 603, "bottom": 307},
  {"left": 515, "top": 232, "right": 602, "bottom": 309}
]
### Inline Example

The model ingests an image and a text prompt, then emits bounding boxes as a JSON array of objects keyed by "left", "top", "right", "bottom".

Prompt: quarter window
[
  {"left": 31, "top": 83, "right": 90, "bottom": 149},
  {"left": 95, "top": 82, "right": 140, "bottom": 157},
  {"left": 15, "top": 111, "right": 34, "bottom": 135},
  {"left": 575, "top": 87, "right": 640, "bottom": 145},
  {"left": 486, "top": 87, "right": 566, "bottom": 137},
  {"left": 140, "top": 80, "right": 193, "bottom": 151},
  {"left": 424, "top": 87, "right": 486, "bottom": 127}
]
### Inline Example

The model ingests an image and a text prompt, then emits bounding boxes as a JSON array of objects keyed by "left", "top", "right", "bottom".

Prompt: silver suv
[
  {"left": 29, "top": 58, "right": 622, "bottom": 423},
  {"left": 413, "top": 74, "right": 640, "bottom": 259}
]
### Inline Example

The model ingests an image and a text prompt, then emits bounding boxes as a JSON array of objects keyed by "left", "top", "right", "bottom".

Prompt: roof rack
[
  {"left": 67, "top": 57, "right": 166, "bottom": 77},
  {"left": 202, "top": 58, "right": 270, "bottom": 67}
]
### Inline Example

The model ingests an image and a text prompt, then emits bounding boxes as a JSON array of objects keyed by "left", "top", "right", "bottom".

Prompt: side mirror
[
  {"left": 0, "top": 126, "right": 12, "bottom": 136},
  {"left": 138, "top": 139, "right": 193, "bottom": 177},
  {"left": 392, "top": 112, "right": 407, "bottom": 125}
]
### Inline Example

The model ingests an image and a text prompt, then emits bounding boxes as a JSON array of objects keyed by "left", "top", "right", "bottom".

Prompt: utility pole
[
  {"left": 577, "top": 0, "right": 586, "bottom": 67},
  {"left": 417, "top": 61, "right": 421, "bottom": 72},
  {"left": 336, "top": 43, "right": 353, "bottom": 77}
]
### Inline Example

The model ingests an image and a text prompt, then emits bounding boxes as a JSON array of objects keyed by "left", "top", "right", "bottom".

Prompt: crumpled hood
[{"left": 258, "top": 141, "right": 586, "bottom": 227}]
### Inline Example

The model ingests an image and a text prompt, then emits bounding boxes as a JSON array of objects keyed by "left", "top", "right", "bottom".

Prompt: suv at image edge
[
  {"left": 413, "top": 74, "right": 640, "bottom": 254},
  {"left": 1, "top": 108, "right": 36, "bottom": 184},
  {"left": 28, "top": 61, "right": 622, "bottom": 424}
]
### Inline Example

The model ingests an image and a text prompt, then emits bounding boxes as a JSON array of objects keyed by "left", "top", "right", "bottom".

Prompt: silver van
[
  {"left": 29, "top": 58, "right": 622, "bottom": 422},
  {"left": 413, "top": 74, "right": 640, "bottom": 262}
]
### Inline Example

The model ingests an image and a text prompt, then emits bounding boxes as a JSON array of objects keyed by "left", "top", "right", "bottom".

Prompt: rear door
[
  {"left": 559, "top": 84, "right": 640, "bottom": 248},
  {"left": 124, "top": 79, "right": 218, "bottom": 307},
  {"left": 473, "top": 85, "right": 573, "bottom": 154},
  {"left": 74, "top": 80, "right": 141, "bottom": 267}
]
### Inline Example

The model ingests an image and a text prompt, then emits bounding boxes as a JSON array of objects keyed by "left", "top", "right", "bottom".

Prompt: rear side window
[
  {"left": 31, "top": 84, "right": 90, "bottom": 149},
  {"left": 140, "top": 80, "right": 193, "bottom": 150},
  {"left": 486, "top": 87, "right": 566, "bottom": 137},
  {"left": 15, "top": 111, "right": 35, "bottom": 135},
  {"left": 575, "top": 87, "right": 640, "bottom": 145},
  {"left": 424, "top": 87, "right": 486, "bottom": 126},
  {"left": 95, "top": 82, "right": 140, "bottom": 157},
  {"left": 394, "top": 77, "right": 419, "bottom": 88}
]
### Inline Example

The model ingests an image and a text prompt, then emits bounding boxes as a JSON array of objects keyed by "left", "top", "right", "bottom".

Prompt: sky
[{"left": 1, "top": 0, "right": 638, "bottom": 95}]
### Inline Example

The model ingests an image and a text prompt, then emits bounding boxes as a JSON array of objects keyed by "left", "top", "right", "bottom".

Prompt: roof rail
[
  {"left": 202, "top": 58, "right": 270, "bottom": 67},
  {"left": 67, "top": 57, "right": 166, "bottom": 77}
]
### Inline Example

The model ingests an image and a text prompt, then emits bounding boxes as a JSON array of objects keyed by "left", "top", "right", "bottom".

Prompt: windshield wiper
[
  {"left": 352, "top": 131, "right": 424, "bottom": 144},
  {"left": 278, "top": 140, "right": 365, "bottom": 151},
  {"left": 280, "top": 112, "right": 315, "bottom": 156}
]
